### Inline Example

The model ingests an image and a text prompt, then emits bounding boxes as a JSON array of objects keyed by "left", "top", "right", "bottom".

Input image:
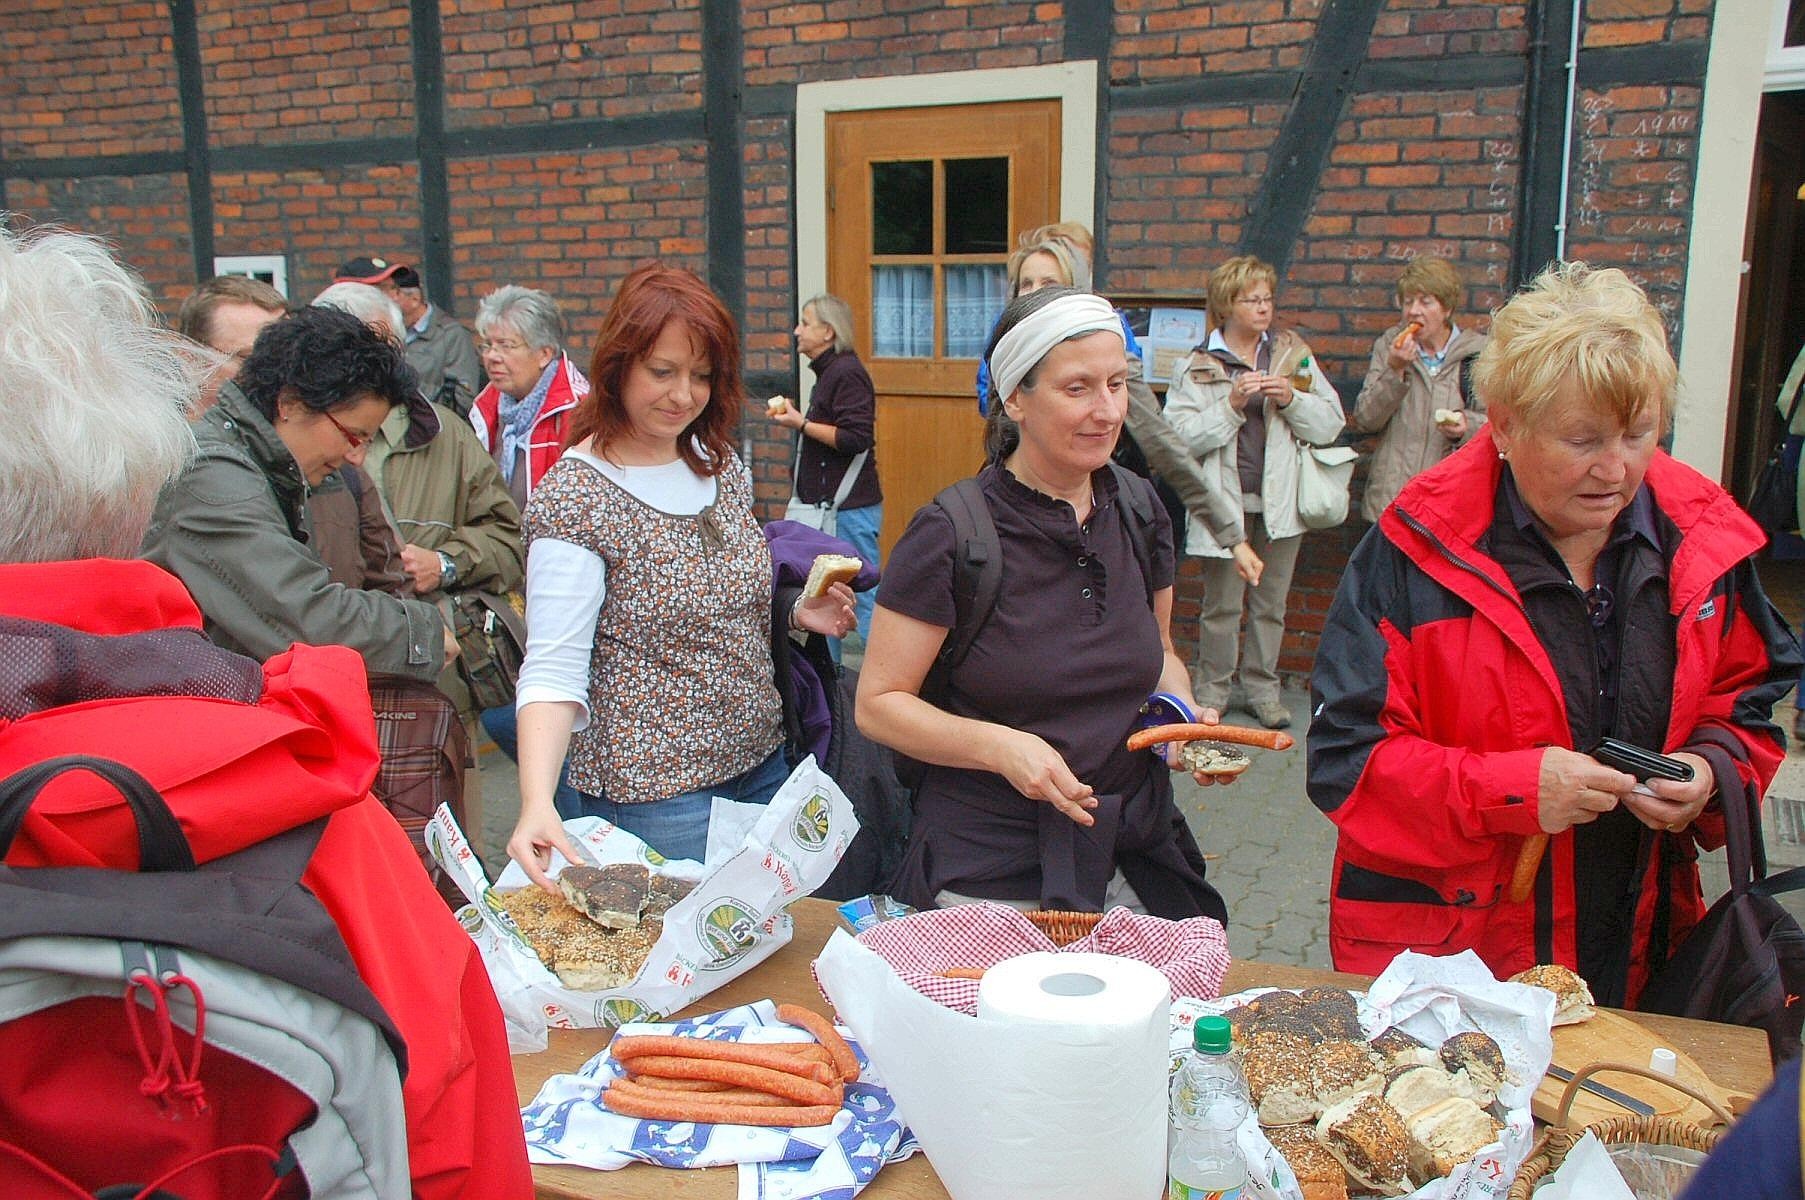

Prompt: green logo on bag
[
  {"left": 697, "top": 899, "right": 760, "bottom": 969},
  {"left": 791, "top": 793, "right": 831, "bottom": 850},
  {"left": 601, "top": 997, "right": 650, "bottom": 1027}
]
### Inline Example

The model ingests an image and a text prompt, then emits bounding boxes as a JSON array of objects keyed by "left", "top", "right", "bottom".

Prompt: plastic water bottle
[{"left": 1168, "top": 1015, "right": 1249, "bottom": 1200}]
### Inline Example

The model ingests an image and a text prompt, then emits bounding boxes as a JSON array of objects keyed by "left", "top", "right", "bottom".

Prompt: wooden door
[{"left": 826, "top": 100, "right": 1061, "bottom": 559}]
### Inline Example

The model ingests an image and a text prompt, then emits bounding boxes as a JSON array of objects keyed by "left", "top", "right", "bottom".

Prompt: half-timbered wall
[{"left": 0, "top": 0, "right": 1717, "bottom": 681}]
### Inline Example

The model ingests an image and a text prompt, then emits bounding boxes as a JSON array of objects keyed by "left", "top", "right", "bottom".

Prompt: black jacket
[{"left": 795, "top": 348, "right": 882, "bottom": 509}]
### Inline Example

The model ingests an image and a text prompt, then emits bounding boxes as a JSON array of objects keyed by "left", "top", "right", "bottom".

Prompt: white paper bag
[{"left": 428, "top": 755, "right": 858, "bottom": 1052}]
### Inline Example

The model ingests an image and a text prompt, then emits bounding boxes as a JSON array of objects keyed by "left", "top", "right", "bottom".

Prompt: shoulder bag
[
  {"left": 1295, "top": 439, "right": 1360, "bottom": 530},
  {"left": 1746, "top": 343, "right": 1805, "bottom": 536},
  {"left": 783, "top": 430, "right": 869, "bottom": 538},
  {"left": 448, "top": 589, "right": 527, "bottom": 713}
]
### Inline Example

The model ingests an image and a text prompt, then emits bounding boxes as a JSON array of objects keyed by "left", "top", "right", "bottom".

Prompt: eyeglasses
[
  {"left": 479, "top": 338, "right": 528, "bottom": 354},
  {"left": 1234, "top": 294, "right": 1275, "bottom": 308},
  {"left": 321, "top": 407, "right": 374, "bottom": 450}
]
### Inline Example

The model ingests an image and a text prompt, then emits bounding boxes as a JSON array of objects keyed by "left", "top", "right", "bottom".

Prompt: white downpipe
[{"left": 1553, "top": 0, "right": 1584, "bottom": 260}]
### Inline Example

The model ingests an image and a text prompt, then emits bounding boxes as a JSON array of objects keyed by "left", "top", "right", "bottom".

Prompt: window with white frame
[
  {"left": 1769, "top": 0, "right": 1805, "bottom": 90},
  {"left": 213, "top": 254, "right": 288, "bottom": 298}
]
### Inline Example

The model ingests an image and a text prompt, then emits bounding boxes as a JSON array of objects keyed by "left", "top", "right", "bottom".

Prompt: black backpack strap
[
  {"left": 0, "top": 756, "right": 196, "bottom": 873},
  {"left": 1108, "top": 461, "right": 1159, "bottom": 607},
  {"left": 931, "top": 476, "right": 1002, "bottom": 677}
]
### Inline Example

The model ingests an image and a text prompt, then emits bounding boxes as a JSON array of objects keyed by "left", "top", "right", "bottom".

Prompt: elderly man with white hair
[
  {"left": 0, "top": 222, "right": 531, "bottom": 1197},
  {"left": 858, "top": 285, "right": 1230, "bottom": 921}
]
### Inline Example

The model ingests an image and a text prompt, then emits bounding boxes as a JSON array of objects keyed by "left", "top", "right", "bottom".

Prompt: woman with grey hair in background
[
  {"left": 769, "top": 292, "right": 883, "bottom": 646},
  {"left": 469, "top": 284, "right": 590, "bottom": 509}
]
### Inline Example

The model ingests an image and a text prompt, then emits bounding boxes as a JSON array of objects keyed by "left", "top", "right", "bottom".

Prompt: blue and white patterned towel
[{"left": 521, "top": 1000, "right": 919, "bottom": 1199}]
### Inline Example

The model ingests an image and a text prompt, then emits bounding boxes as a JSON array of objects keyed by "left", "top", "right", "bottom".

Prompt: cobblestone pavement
[{"left": 472, "top": 688, "right": 1802, "bottom": 973}]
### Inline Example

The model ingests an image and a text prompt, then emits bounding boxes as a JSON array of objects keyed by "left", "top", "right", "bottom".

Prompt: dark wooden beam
[
  {"left": 210, "top": 137, "right": 417, "bottom": 173},
  {"left": 1577, "top": 41, "right": 1709, "bottom": 89},
  {"left": 1111, "top": 71, "right": 1299, "bottom": 110},
  {"left": 703, "top": 0, "right": 746, "bottom": 327},
  {"left": 1239, "top": 0, "right": 1389, "bottom": 274},
  {"left": 1510, "top": 0, "right": 1577, "bottom": 288},
  {"left": 1065, "top": 0, "right": 1113, "bottom": 278},
  {"left": 409, "top": 0, "right": 454, "bottom": 309},
  {"left": 169, "top": 0, "right": 214, "bottom": 281}
]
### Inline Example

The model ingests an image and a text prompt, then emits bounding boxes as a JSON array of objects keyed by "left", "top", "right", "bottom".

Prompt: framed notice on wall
[{"left": 1111, "top": 293, "right": 1209, "bottom": 389}]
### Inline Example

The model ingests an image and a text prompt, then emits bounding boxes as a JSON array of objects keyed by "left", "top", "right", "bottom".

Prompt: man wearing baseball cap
[{"left": 335, "top": 255, "right": 483, "bottom": 419}]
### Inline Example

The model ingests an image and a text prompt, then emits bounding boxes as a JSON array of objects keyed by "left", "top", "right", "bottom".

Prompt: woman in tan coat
[
  {"left": 1164, "top": 256, "right": 1345, "bottom": 729},
  {"left": 1348, "top": 257, "right": 1488, "bottom": 522}
]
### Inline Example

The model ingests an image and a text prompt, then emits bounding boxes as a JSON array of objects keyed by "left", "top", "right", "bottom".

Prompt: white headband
[{"left": 989, "top": 292, "right": 1123, "bottom": 405}]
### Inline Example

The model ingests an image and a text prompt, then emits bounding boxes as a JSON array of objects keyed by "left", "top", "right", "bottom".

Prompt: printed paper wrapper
[
  {"left": 1170, "top": 949, "right": 1556, "bottom": 1200},
  {"left": 427, "top": 754, "right": 858, "bottom": 1053}
]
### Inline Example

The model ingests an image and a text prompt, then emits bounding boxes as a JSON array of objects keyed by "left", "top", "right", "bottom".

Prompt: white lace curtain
[{"left": 872, "top": 264, "right": 1007, "bottom": 359}]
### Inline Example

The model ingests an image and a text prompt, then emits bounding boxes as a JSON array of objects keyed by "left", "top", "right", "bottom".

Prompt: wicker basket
[
  {"left": 1507, "top": 1061, "right": 1730, "bottom": 1198},
  {"left": 1024, "top": 909, "right": 1102, "bottom": 947}
]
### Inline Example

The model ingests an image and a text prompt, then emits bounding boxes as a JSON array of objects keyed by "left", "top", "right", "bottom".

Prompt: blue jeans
[
  {"left": 480, "top": 703, "right": 583, "bottom": 820},
  {"left": 573, "top": 747, "right": 791, "bottom": 864},
  {"left": 834, "top": 501, "right": 883, "bottom": 646}
]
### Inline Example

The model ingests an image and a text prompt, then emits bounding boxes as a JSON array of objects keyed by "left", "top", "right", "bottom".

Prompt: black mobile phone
[{"left": 1590, "top": 737, "right": 1695, "bottom": 783}]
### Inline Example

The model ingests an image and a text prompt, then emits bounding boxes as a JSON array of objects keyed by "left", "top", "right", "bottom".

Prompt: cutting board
[{"left": 1531, "top": 1010, "right": 1746, "bottom": 1128}]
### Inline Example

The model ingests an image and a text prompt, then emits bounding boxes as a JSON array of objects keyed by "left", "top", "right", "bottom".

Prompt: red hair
[{"left": 569, "top": 262, "right": 743, "bottom": 475}]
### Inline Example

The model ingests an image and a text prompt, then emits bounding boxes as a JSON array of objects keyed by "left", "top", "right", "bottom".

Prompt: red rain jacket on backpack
[
  {"left": 1308, "top": 439, "right": 1797, "bottom": 1003},
  {"left": 0, "top": 558, "right": 532, "bottom": 1200}
]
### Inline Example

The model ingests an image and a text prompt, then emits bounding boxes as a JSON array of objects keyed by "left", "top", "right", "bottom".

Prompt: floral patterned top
[{"left": 523, "top": 450, "right": 782, "bottom": 806}]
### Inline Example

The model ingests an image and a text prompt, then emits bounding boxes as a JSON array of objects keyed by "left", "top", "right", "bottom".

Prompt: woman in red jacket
[
  {"left": 1308, "top": 263, "right": 1799, "bottom": 1007},
  {"left": 0, "top": 224, "right": 531, "bottom": 1199}
]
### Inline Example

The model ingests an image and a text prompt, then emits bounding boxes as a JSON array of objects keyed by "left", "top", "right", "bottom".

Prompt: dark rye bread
[{"left": 558, "top": 863, "right": 650, "bottom": 929}]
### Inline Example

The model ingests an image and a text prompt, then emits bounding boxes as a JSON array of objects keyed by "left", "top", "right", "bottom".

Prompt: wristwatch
[{"left": 436, "top": 551, "right": 458, "bottom": 587}]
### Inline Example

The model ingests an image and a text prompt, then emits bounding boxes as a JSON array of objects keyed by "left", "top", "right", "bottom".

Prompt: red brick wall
[
  {"left": 742, "top": 0, "right": 1064, "bottom": 88},
  {"left": 209, "top": 163, "right": 423, "bottom": 307},
  {"left": 441, "top": 0, "right": 703, "bottom": 126},
  {"left": 199, "top": 2, "right": 415, "bottom": 148},
  {"left": 8, "top": 174, "right": 194, "bottom": 312},
  {"left": 1111, "top": 0, "right": 1316, "bottom": 79},
  {"left": 0, "top": 1, "right": 182, "bottom": 160},
  {"left": 446, "top": 145, "right": 709, "bottom": 350}
]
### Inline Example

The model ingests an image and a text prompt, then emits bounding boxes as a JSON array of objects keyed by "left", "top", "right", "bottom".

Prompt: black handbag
[
  {"left": 1637, "top": 742, "right": 1805, "bottom": 1063},
  {"left": 1746, "top": 380, "right": 1805, "bottom": 536}
]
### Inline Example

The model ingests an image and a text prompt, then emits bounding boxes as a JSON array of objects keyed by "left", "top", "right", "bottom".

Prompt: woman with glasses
[
  {"left": 469, "top": 285, "right": 589, "bottom": 509},
  {"left": 1164, "top": 255, "right": 1345, "bottom": 731},
  {"left": 1308, "top": 264, "right": 1798, "bottom": 1007},
  {"left": 143, "top": 304, "right": 457, "bottom": 681}
]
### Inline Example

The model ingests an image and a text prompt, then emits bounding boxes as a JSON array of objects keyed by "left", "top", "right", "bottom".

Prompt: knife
[{"left": 1544, "top": 1064, "right": 1656, "bottom": 1117}]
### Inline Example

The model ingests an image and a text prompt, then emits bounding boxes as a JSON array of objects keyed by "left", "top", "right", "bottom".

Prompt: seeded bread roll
[
  {"left": 1245, "top": 1037, "right": 1321, "bottom": 1126},
  {"left": 1508, "top": 964, "right": 1596, "bottom": 1026},
  {"left": 1300, "top": 1000, "right": 1364, "bottom": 1042},
  {"left": 1316, "top": 1094, "right": 1412, "bottom": 1196},
  {"left": 1439, "top": 1031, "right": 1510, "bottom": 1106},
  {"left": 494, "top": 886, "right": 659, "bottom": 991},
  {"left": 1370, "top": 1027, "right": 1439, "bottom": 1070},
  {"left": 558, "top": 863, "right": 650, "bottom": 930},
  {"left": 1311, "top": 1039, "right": 1385, "bottom": 1108},
  {"left": 804, "top": 553, "right": 862, "bottom": 599},
  {"left": 1403, "top": 1096, "right": 1503, "bottom": 1181},
  {"left": 1263, "top": 1124, "right": 1350, "bottom": 1200}
]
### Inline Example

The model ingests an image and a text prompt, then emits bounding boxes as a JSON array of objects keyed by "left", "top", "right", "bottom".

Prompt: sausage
[
  {"left": 936, "top": 967, "right": 988, "bottom": 980},
  {"left": 777, "top": 1003, "right": 862, "bottom": 1084},
  {"left": 622, "top": 1054, "right": 841, "bottom": 1106},
  {"left": 610, "top": 1034, "right": 833, "bottom": 1077},
  {"left": 1393, "top": 321, "right": 1423, "bottom": 351},
  {"left": 1508, "top": 834, "right": 1548, "bottom": 903},
  {"left": 602, "top": 1084, "right": 841, "bottom": 1128},
  {"left": 623, "top": 1074, "right": 732, "bottom": 1092},
  {"left": 1126, "top": 723, "right": 1294, "bottom": 753},
  {"left": 611, "top": 1076, "right": 791, "bottom": 1107}
]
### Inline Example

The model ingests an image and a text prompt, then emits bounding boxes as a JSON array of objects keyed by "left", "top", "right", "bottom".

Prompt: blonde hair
[
  {"left": 1396, "top": 257, "right": 1463, "bottom": 316},
  {"left": 1006, "top": 239, "right": 1080, "bottom": 297},
  {"left": 1206, "top": 255, "right": 1278, "bottom": 329},
  {"left": 1020, "top": 222, "right": 1095, "bottom": 290},
  {"left": 1472, "top": 262, "right": 1676, "bottom": 433}
]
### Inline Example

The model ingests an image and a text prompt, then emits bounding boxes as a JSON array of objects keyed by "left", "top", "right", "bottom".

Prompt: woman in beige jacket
[
  {"left": 1348, "top": 257, "right": 1488, "bottom": 522},
  {"left": 1165, "top": 256, "right": 1345, "bottom": 729}
]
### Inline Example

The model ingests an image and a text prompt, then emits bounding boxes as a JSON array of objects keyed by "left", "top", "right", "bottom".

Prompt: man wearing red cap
[{"left": 336, "top": 256, "right": 482, "bottom": 419}]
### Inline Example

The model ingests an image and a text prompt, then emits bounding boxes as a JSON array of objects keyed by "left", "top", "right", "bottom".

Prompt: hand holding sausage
[{"left": 1388, "top": 322, "right": 1422, "bottom": 371}]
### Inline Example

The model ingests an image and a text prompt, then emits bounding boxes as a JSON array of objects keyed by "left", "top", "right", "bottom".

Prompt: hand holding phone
[{"left": 1589, "top": 737, "right": 1695, "bottom": 784}]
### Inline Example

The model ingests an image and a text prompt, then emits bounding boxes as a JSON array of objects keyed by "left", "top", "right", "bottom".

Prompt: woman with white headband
[{"left": 858, "top": 286, "right": 1229, "bottom": 921}]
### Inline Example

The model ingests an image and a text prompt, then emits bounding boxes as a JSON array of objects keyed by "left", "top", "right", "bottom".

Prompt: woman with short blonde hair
[{"left": 1310, "top": 262, "right": 1798, "bottom": 1006}]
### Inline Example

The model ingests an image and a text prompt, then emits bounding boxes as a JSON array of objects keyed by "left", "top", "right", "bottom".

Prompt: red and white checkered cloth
[{"left": 849, "top": 904, "right": 1230, "bottom": 1015}]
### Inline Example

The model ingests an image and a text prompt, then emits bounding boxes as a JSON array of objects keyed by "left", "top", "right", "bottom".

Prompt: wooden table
[{"left": 517, "top": 899, "right": 1773, "bottom": 1199}]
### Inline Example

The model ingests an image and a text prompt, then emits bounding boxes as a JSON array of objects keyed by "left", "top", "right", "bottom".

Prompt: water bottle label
[{"left": 1167, "top": 1183, "right": 1243, "bottom": 1200}]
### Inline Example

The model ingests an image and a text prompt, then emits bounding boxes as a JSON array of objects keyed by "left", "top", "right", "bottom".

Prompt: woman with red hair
[{"left": 506, "top": 264, "right": 855, "bottom": 879}]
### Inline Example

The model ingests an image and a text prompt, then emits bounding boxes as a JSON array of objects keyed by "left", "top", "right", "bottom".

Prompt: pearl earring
[{"left": 1497, "top": 447, "right": 1507, "bottom": 460}]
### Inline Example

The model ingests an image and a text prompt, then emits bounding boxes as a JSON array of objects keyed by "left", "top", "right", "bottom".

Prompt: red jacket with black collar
[
  {"left": 469, "top": 352, "right": 589, "bottom": 497},
  {"left": 1308, "top": 437, "right": 1797, "bottom": 1002}
]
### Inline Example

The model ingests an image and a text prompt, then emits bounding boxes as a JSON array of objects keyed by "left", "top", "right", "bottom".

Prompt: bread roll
[
  {"left": 804, "top": 553, "right": 862, "bottom": 599},
  {"left": 1403, "top": 1096, "right": 1502, "bottom": 1181},
  {"left": 1177, "top": 741, "right": 1252, "bottom": 777},
  {"left": 1263, "top": 1124, "right": 1349, "bottom": 1200},
  {"left": 1316, "top": 1094, "right": 1411, "bottom": 1196},
  {"left": 1508, "top": 963, "right": 1596, "bottom": 1025}
]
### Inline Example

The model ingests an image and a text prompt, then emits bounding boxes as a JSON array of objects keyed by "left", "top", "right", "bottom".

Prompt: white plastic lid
[{"left": 1649, "top": 1047, "right": 1678, "bottom": 1077}]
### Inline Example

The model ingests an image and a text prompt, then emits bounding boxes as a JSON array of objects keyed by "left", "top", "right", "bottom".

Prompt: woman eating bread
[
  {"left": 856, "top": 285, "right": 1230, "bottom": 921},
  {"left": 506, "top": 264, "right": 855, "bottom": 882},
  {"left": 1308, "top": 263, "right": 1799, "bottom": 1007}
]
